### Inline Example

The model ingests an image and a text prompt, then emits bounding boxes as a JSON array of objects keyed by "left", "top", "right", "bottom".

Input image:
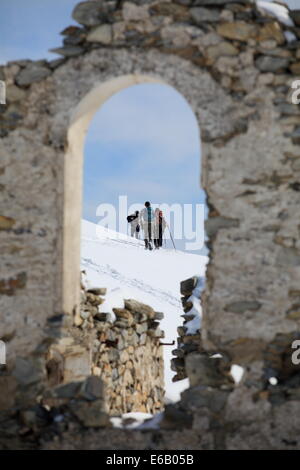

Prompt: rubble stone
[{"left": 16, "top": 64, "right": 51, "bottom": 86}]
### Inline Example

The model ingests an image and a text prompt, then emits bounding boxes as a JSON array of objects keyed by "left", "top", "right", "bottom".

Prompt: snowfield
[{"left": 81, "top": 219, "right": 208, "bottom": 403}]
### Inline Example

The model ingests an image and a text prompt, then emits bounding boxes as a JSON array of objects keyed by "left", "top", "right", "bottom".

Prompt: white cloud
[{"left": 85, "top": 84, "right": 201, "bottom": 165}]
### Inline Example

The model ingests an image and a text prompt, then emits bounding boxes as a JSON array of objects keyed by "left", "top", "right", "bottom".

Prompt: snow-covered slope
[{"left": 81, "top": 219, "right": 208, "bottom": 403}]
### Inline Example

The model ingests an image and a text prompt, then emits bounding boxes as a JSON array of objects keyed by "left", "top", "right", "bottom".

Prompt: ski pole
[{"left": 167, "top": 223, "right": 176, "bottom": 251}]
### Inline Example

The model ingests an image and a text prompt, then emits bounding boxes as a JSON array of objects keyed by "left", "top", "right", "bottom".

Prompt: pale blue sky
[
  {"left": 0, "top": 0, "right": 79, "bottom": 63},
  {"left": 83, "top": 84, "right": 203, "bottom": 215},
  {"left": 1, "top": 0, "right": 297, "bottom": 254}
]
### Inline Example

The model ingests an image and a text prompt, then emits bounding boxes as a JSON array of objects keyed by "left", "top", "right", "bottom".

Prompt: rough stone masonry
[
  {"left": 1, "top": 0, "right": 300, "bottom": 449},
  {"left": 47, "top": 276, "right": 165, "bottom": 417},
  {"left": 41, "top": 276, "right": 165, "bottom": 426}
]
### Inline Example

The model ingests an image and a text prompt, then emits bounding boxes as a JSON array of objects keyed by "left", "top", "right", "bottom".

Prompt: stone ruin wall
[
  {"left": 1, "top": 0, "right": 300, "bottom": 449},
  {"left": 46, "top": 276, "right": 165, "bottom": 417},
  {"left": 171, "top": 276, "right": 203, "bottom": 382}
]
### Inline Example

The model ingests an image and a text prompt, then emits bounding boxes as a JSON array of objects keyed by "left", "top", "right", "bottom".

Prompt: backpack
[{"left": 141, "top": 207, "right": 154, "bottom": 222}]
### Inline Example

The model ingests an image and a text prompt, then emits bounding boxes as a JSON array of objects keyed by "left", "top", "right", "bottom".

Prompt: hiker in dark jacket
[
  {"left": 127, "top": 211, "right": 140, "bottom": 239},
  {"left": 154, "top": 209, "right": 166, "bottom": 249},
  {"left": 140, "top": 201, "right": 155, "bottom": 250}
]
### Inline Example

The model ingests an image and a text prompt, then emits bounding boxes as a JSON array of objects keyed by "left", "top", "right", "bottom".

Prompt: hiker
[
  {"left": 127, "top": 210, "right": 140, "bottom": 239},
  {"left": 140, "top": 201, "right": 155, "bottom": 250},
  {"left": 154, "top": 208, "right": 166, "bottom": 249}
]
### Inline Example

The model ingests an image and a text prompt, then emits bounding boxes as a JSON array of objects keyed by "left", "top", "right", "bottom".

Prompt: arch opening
[
  {"left": 64, "top": 75, "right": 168, "bottom": 315},
  {"left": 64, "top": 74, "right": 207, "bottom": 423}
]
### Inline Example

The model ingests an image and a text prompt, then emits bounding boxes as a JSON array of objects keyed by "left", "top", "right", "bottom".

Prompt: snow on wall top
[{"left": 256, "top": 0, "right": 295, "bottom": 27}]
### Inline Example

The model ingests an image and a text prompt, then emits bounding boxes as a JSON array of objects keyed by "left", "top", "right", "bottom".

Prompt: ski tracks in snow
[{"left": 81, "top": 256, "right": 181, "bottom": 309}]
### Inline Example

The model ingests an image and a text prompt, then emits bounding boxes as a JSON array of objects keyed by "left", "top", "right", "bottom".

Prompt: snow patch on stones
[{"left": 256, "top": 1, "right": 294, "bottom": 28}]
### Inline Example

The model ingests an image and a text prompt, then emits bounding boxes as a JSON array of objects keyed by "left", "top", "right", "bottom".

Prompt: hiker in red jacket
[{"left": 154, "top": 209, "right": 166, "bottom": 249}]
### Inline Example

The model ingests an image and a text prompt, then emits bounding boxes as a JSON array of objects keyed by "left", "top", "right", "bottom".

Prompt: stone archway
[
  {"left": 2, "top": 46, "right": 239, "bottom": 406},
  {"left": 55, "top": 47, "right": 247, "bottom": 320},
  {"left": 1, "top": 0, "right": 300, "bottom": 449}
]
